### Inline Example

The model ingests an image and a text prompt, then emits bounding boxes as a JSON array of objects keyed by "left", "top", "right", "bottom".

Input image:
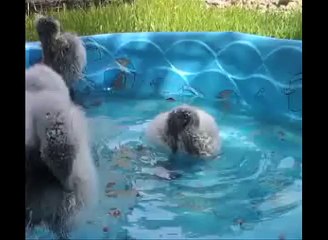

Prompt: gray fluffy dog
[
  {"left": 25, "top": 64, "right": 98, "bottom": 239},
  {"left": 35, "top": 15, "right": 87, "bottom": 100},
  {"left": 145, "top": 104, "right": 221, "bottom": 159}
]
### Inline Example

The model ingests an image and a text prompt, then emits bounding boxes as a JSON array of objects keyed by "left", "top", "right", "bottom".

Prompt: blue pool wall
[{"left": 25, "top": 32, "right": 302, "bottom": 127}]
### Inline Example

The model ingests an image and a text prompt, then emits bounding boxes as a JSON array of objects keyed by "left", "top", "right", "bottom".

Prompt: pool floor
[{"left": 26, "top": 97, "right": 302, "bottom": 240}]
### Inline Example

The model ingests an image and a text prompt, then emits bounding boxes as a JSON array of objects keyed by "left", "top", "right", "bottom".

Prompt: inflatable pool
[{"left": 26, "top": 32, "right": 302, "bottom": 239}]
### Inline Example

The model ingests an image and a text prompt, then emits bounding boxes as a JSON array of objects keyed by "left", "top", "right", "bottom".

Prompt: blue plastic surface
[
  {"left": 26, "top": 32, "right": 302, "bottom": 239},
  {"left": 26, "top": 32, "right": 302, "bottom": 127}
]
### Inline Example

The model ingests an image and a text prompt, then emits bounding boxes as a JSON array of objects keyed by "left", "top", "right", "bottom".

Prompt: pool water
[{"left": 26, "top": 96, "right": 302, "bottom": 240}]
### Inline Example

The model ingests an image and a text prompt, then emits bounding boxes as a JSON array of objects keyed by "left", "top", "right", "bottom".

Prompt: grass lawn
[{"left": 25, "top": 0, "right": 302, "bottom": 41}]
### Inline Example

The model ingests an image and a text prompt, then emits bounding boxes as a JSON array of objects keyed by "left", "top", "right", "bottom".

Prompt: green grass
[{"left": 25, "top": 0, "right": 302, "bottom": 41}]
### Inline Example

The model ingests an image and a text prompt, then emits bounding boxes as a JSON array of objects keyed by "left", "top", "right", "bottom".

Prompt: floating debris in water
[
  {"left": 108, "top": 208, "right": 121, "bottom": 218},
  {"left": 166, "top": 97, "right": 176, "bottom": 102},
  {"left": 217, "top": 89, "right": 238, "bottom": 112},
  {"left": 218, "top": 89, "right": 234, "bottom": 100},
  {"left": 277, "top": 130, "right": 285, "bottom": 141},
  {"left": 235, "top": 218, "right": 244, "bottom": 226},
  {"left": 106, "top": 182, "right": 116, "bottom": 189}
]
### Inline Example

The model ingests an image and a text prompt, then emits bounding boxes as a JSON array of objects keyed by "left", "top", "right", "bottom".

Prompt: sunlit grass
[{"left": 25, "top": 0, "right": 302, "bottom": 41}]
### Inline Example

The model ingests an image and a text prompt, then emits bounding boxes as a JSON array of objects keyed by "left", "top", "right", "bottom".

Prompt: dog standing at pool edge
[
  {"left": 25, "top": 65, "right": 98, "bottom": 239},
  {"left": 35, "top": 15, "right": 87, "bottom": 101}
]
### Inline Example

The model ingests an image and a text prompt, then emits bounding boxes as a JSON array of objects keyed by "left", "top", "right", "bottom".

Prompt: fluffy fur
[
  {"left": 25, "top": 63, "right": 70, "bottom": 96},
  {"left": 25, "top": 66, "right": 97, "bottom": 239},
  {"left": 35, "top": 15, "right": 87, "bottom": 92},
  {"left": 145, "top": 104, "right": 221, "bottom": 159}
]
